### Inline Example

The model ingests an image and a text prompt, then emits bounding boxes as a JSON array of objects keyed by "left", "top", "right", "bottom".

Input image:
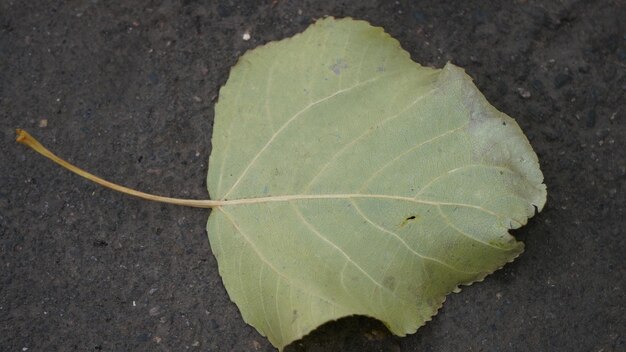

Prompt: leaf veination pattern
[
  {"left": 222, "top": 72, "right": 397, "bottom": 200},
  {"left": 350, "top": 201, "right": 478, "bottom": 275},
  {"left": 218, "top": 208, "right": 343, "bottom": 307},
  {"left": 206, "top": 18, "right": 546, "bottom": 350}
]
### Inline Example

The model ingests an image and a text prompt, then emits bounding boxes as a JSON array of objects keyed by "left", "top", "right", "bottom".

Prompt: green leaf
[{"left": 206, "top": 17, "right": 546, "bottom": 350}]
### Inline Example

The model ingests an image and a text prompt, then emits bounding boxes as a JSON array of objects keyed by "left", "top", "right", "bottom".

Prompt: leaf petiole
[{"left": 16, "top": 129, "right": 223, "bottom": 208}]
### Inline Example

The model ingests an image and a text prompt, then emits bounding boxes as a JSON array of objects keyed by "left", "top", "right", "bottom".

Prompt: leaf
[
  {"left": 15, "top": 16, "right": 546, "bottom": 352},
  {"left": 206, "top": 17, "right": 546, "bottom": 350}
]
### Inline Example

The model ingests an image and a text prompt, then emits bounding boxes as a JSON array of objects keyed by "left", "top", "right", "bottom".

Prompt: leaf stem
[{"left": 16, "top": 129, "right": 222, "bottom": 208}]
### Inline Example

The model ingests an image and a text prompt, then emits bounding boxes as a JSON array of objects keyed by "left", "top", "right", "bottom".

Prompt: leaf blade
[{"left": 207, "top": 17, "right": 546, "bottom": 350}]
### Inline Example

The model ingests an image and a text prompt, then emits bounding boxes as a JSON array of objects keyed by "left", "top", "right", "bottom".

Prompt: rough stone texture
[{"left": 1, "top": 1, "right": 624, "bottom": 351}]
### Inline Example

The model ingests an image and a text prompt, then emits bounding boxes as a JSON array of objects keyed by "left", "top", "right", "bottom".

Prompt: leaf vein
[
  {"left": 259, "top": 265, "right": 278, "bottom": 341},
  {"left": 351, "top": 200, "right": 478, "bottom": 275},
  {"left": 358, "top": 122, "right": 468, "bottom": 192},
  {"left": 304, "top": 85, "right": 441, "bottom": 191},
  {"left": 436, "top": 205, "right": 508, "bottom": 251},
  {"left": 222, "top": 72, "right": 401, "bottom": 199},
  {"left": 216, "top": 64, "right": 250, "bottom": 194},
  {"left": 218, "top": 208, "right": 343, "bottom": 309},
  {"left": 274, "top": 274, "right": 285, "bottom": 344},
  {"left": 414, "top": 164, "right": 519, "bottom": 198},
  {"left": 291, "top": 203, "right": 413, "bottom": 306},
  {"left": 220, "top": 193, "right": 499, "bottom": 218}
]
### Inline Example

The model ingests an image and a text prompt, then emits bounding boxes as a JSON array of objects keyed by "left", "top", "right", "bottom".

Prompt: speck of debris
[
  {"left": 517, "top": 87, "right": 531, "bottom": 98},
  {"left": 364, "top": 329, "right": 387, "bottom": 341},
  {"left": 149, "top": 306, "right": 161, "bottom": 316},
  {"left": 92, "top": 240, "right": 108, "bottom": 247},
  {"left": 242, "top": 31, "right": 251, "bottom": 41},
  {"left": 38, "top": 119, "right": 48, "bottom": 127}
]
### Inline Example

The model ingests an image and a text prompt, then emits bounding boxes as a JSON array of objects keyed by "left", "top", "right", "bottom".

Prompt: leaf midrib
[{"left": 217, "top": 193, "right": 499, "bottom": 216}]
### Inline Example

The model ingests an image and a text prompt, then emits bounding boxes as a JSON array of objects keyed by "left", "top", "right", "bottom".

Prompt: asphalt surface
[{"left": 1, "top": 1, "right": 624, "bottom": 351}]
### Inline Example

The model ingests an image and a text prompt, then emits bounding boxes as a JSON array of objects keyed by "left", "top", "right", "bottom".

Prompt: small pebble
[
  {"left": 38, "top": 119, "right": 48, "bottom": 127},
  {"left": 517, "top": 87, "right": 531, "bottom": 98},
  {"left": 242, "top": 31, "right": 251, "bottom": 41}
]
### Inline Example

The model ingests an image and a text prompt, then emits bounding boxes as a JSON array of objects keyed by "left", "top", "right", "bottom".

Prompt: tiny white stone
[
  {"left": 132, "top": 300, "right": 136, "bottom": 307},
  {"left": 516, "top": 87, "right": 531, "bottom": 99},
  {"left": 242, "top": 31, "right": 251, "bottom": 41}
]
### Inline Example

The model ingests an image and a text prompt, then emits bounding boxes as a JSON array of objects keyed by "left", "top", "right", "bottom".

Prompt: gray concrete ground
[{"left": 1, "top": 1, "right": 624, "bottom": 351}]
